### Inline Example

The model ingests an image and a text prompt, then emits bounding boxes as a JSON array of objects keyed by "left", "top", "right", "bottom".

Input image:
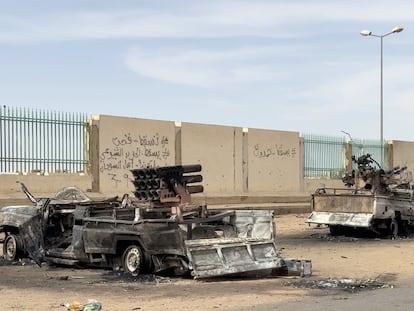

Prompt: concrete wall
[
  {"left": 92, "top": 115, "right": 176, "bottom": 195},
  {"left": 0, "top": 173, "right": 91, "bottom": 196},
  {"left": 388, "top": 140, "right": 414, "bottom": 184},
  {"left": 247, "top": 128, "right": 300, "bottom": 193},
  {"left": 92, "top": 117, "right": 302, "bottom": 195},
  {"left": 180, "top": 122, "right": 243, "bottom": 193},
  {"left": 390, "top": 140, "right": 414, "bottom": 177},
  {"left": 5, "top": 114, "right": 414, "bottom": 199}
]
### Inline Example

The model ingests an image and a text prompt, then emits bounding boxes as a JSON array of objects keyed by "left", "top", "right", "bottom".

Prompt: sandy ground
[{"left": 2, "top": 214, "right": 414, "bottom": 310}]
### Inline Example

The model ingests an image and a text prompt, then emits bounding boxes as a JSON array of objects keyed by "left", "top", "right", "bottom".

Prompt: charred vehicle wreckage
[
  {"left": 0, "top": 165, "right": 308, "bottom": 278},
  {"left": 307, "top": 153, "right": 414, "bottom": 236}
]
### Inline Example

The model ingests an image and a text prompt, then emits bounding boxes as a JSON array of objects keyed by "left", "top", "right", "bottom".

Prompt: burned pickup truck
[
  {"left": 0, "top": 165, "right": 287, "bottom": 278},
  {"left": 307, "top": 154, "right": 414, "bottom": 236}
]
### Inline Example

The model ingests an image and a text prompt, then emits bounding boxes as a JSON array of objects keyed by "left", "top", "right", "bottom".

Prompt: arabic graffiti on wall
[
  {"left": 100, "top": 132, "right": 172, "bottom": 188},
  {"left": 250, "top": 142, "right": 299, "bottom": 190},
  {"left": 253, "top": 143, "right": 297, "bottom": 159}
]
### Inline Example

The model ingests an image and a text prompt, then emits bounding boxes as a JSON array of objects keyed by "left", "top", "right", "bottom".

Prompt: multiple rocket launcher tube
[{"left": 131, "top": 164, "right": 204, "bottom": 201}]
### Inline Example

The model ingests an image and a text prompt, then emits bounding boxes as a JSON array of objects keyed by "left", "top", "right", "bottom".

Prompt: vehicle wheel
[
  {"left": 122, "top": 245, "right": 142, "bottom": 276},
  {"left": 390, "top": 219, "right": 399, "bottom": 238},
  {"left": 3, "top": 234, "right": 22, "bottom": 261},
  {"left": 329, "top": 225, "right": 343, "bottom": 236},
  {"left": 400, "top": 220, "right": 409, "bottom": 235}
]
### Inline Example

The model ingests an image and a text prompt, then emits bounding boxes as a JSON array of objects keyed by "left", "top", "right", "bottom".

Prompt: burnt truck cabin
[
  {"left": 46, "top": 203, "right": 272, "bottom": 277},
  {"left": 0, "top": 192, "right": 120, "bottom": 264},
  {"left": 49, "top": 204, "right": 192, "bottom": 276},
  {"left": 0, "top": 185, "right": 95, "bottom": 263}
]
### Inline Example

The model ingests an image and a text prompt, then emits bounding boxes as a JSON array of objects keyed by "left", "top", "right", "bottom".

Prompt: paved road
[{"left": 254, "top": 285, "right": 414, "bottom": 311}]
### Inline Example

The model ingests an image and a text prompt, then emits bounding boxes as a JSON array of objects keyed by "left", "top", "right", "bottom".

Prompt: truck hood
[
  {"left": 1, "top": 205, "right": 39, "bottom": 215},
  {"left": 0, "top": 205, "right": 40, "bottom": 228}
]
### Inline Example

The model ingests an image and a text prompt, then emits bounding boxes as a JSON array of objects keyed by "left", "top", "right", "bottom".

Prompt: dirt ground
[{"left": 2, "top": 214, "right": 414, "bottom": 310}]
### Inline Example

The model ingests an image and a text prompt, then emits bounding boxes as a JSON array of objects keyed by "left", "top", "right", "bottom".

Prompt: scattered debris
[
  {"left": 271, "top": 258, "right": 312, "bottom": 277},
  {"left": 287, "top": 277, "right": 394, "bottom": 293},
  {"left": 308, "top": 233, "right": 359, "bottom": 242},
  {"left": 62, "top": 299, "right": 102, "bottom": 311},
  {"left": 106, "top": 272, "right": 175, "bottom": 284},
  {"left": 56, "top": 275, "right": 69, "bottom": 281}
]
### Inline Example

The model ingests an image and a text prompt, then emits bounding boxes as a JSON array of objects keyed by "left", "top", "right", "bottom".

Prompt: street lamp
[{"left": 360, "top": 26, "right": 403, "bottom": 166}]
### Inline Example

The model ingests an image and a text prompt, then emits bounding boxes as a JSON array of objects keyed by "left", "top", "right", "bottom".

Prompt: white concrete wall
[
  {"left": 390, "top": 140, "right": 414, "bottom": 176},
  {"left": 247, "top": 128, "right": 300, "bottom": 193},
  {"left": 180, "top": 122, "right": 243, "bottom": 193},
  {"left": 0, "top": 173, "right": 92, "bottom": 196},
  {"left": 95, "top": 115, "right": 176, "bottom": 194}
]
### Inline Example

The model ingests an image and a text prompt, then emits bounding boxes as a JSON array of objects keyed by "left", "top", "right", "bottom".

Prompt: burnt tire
[
  {"left": 390, "top": 219, "right": 399, "bottom": 238},
  {"left": 122, "top": 245, "right": 142, "bottom": 276},
  {"left": 329, "top": 225, "right": 343, "bottom": 236},
  {"left": 3, "top": 234, "right": 23, "bottom": 261}
]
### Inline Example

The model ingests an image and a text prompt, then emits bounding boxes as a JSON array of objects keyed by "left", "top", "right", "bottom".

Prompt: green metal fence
[
  {"left": 303, "top": 134, "right": 387, "bottom": 179},
  {"left": 0, "top": 106, "right": 88, "bottom": 174},
  {"left": 351, "top": 138, "right": 387, "bottom": 169},
  {"left": 303, "top": 134, "right": 346, "bottom": 179}
]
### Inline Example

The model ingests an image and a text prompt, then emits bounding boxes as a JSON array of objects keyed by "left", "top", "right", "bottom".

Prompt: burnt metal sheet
[
  {"left": 230, "top": 210, "right": 275, "bottom": 240},
  {"left": 306, "top": 211, "right": 373, "bottom": 228},
  {"left": 312, "top": 194, "right": 375, "bottom": 214},
  {"left": 0, "top": 205, "right": 44, "bottom": 263},
  {"left": 184, "top": 209, "right": 282, "bottom": 278},
  {"left": 374, "top": 196, "right": 414, "bottom": 219},
  {"left": 0, "top": 205, "right": 39, "bottom": 229},
  {"left": 271, "top": 258, "right": 312, "bottom": 277},
  {"left": 19, "top": 214, "right": 44, "bottom": 264},
  {"left": 185, "top": 238, "right": 283, "bottom": 278}
]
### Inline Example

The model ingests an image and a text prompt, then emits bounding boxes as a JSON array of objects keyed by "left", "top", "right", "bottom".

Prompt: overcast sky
[{"left": 1, "top": 0, "right": 413, "bottom": 141}]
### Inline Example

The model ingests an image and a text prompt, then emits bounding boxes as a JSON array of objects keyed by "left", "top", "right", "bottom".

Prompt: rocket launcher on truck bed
[{"left": 131, "top": 164, "right": 203, "bottom": 203}]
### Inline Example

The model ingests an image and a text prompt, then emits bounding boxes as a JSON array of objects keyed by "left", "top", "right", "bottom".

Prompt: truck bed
[
  {"left": 312, "top": 189, "right": 375, "bottom": 213},
  {"left": 307, "top": 190, "right": 375, "bottom": 228},
  {"left": 307, "top": 188, "right": 414, "bottom": 230}
]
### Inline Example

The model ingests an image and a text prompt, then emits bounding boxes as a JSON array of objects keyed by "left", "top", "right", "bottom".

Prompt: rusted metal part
[
  {"left": 312, "top": 190, "right": 375, "bottom": 213},
  {"left": 271, "top": 258, "right": 312, "bottom": 277},
  {"left": 131, "top": 164, "right": 204, "bottom": 205},
  {"left": 186, "top": 238, "right": 282, "bottom": 278},
  {"left": 186, "top": 210, "right": 283, "bottom": 278},
  {"left": 0, "top": 205, "right": 39, "bottom": 230},
  {"left": 19, "top": 214, "right": 44, "bottom": 265},
  {"left": 341, "top": 153, "right": 410, "bottom": 192},
  {"left": 16, "top": 181, "right": 37, "bottom": 203},
  {"left": 307, "top": 211, "right": 373, "bottom": 228}
]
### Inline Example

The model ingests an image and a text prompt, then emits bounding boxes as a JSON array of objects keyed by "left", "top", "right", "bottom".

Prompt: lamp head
[
  {"left": 392, "top": 26, "right": 404, "bottom": 33},
  {"left": 360, "top": 30, "right": 372, "bottom": 36}
]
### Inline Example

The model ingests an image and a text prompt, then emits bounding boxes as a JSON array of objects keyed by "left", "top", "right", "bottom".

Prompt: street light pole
[{"left": 360, "top": 26, "right": 403, "bottom": 166}]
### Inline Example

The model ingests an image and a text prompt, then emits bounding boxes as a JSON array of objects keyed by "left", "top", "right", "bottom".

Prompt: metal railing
[
  {"left": 0, "top": 106, "right": 88, "bottom": 174},
  {"left": 351, "top": 138, "right": 387, "bottom": 169},
  {"left": 303, "top": 134, "right": 387, "bottom": 179},
  {"left": 303, "top": 134, "right": 346, "bottom": 179}
]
